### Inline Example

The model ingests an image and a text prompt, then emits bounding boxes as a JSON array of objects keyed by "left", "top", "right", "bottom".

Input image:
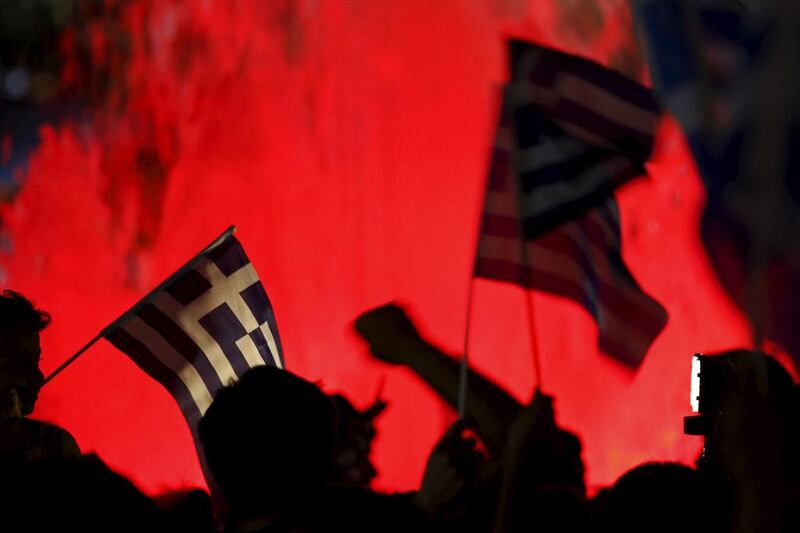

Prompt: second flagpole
[{"left": 458, "top": 278, "right": 476, "bottom": 417}]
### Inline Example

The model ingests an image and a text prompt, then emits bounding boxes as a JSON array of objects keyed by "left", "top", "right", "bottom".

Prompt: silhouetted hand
[
  {"left": 498, "top": 391, "right": 582, "bottom": 497},
  {"left": 503, "top": 391, "right": 557, "bottom": 456},
  {"left": 354, "top": 303, "right": 424, "bottom": 365},
  {"left": 415, "top": 418, "right": 485, "bottom": 515},
  {"left": 494, "top": 392, "right": 584, "bottom": 533}
]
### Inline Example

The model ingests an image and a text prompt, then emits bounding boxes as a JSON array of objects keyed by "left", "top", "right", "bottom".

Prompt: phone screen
[{"left": 690, "top": 354, "right": 701, "bottom": 413}]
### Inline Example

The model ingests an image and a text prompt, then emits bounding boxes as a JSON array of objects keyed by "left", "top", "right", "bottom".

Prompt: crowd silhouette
[{"left": 0, "top": 291, "right": 798, "bottom": 532}]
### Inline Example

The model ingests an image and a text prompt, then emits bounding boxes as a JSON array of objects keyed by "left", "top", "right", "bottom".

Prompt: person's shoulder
[
  {"left": 26, "top": 418, "right": 80, "bottom": 457},
  {"left": 28, "top": 418, "right": 75, "bottom": 439}
]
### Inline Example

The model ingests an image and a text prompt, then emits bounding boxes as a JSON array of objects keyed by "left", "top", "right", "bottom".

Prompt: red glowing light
[{"left": 3, "top": 1, "right": 751, "bottom": 495}]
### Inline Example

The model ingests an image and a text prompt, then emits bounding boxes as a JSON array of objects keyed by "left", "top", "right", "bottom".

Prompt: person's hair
[
  {"left": 198, "top": 366, "right": 337, "bottom": 514},
  {"left": 0, "top": 290, "right": 50, "bottom": 332}
]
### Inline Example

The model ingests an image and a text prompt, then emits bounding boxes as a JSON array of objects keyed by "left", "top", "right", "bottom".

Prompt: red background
[{"left": 3, "top": 1, "right": 759, "bottom": 494}]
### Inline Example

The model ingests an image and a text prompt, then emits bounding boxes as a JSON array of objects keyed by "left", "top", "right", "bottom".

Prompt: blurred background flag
[
  {"left": 631, "top": 0, "right": 760, "bottom": 186},
  {"left": 102, "top": 227, "right": 284, "bottom": 427},
  {"left": 474, "top": 41, "right": 667, "bottom": 368},
  {"left": 634, "top": 0, "right": 800, "bottom": 364}
]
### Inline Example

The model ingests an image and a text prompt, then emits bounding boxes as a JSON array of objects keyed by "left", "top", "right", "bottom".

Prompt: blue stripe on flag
[
  {"left": 106, "top": 327, "right": 203, "bottom": 426},
  {"left": 165, "top": 269, "right": 213, "bottom": 306},
  {"left": 240, "top": 281, "right": 284, "bottom": 365},
  {"left": 198, "top": 303, "right": 252, "bottom": 378},
  {"left": 207, "top": 236, "right": 250, "bottom": 276},
  {"left": 248, "top": 327, "right": 276, "bottom": 366},
  {"left": 136, "top": 303, "right": 224, "bottom": 395}
]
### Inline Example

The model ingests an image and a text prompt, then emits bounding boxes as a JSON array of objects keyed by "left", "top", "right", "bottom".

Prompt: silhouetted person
[
  {"left": 198, "top": 365, "right": 425, "bottom": 532},
  {"left": 695, "top": 350, "right": 800, "bottom": 533},
  {"left": 415, "top": 418, "right": 501, "bottom": 532},
  {"left": 356, "top": 303, "right": 588, "bottom": 532},
  {"left": 0, "top": 290, "right": 79, "bottom": 463}
]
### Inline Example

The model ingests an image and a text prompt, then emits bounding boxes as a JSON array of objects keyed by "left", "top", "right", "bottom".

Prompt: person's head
[
  {"left": 712, "top": 349, "right": 796, "bottom": 404},
  {"left": 198, "top": 366, "right": 337, "bottom": 515},
  {"left": 698, "top": 350, "right": 800, "bottom": 490},
  {"left": 0, "top": 291, "right": 49, "bottom": 417},
  {"left": 596, "top": 462, "right": 726, "bottom": 533}
]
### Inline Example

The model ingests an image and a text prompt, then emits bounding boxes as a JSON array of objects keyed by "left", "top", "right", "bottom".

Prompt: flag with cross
[{"left": 102, "top": 226, "right": 284, "bottom": 427}]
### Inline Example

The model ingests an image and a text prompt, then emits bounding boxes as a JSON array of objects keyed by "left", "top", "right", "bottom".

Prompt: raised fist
[{"left": 354, "top": 303, "right": 423, "bottom": 365}]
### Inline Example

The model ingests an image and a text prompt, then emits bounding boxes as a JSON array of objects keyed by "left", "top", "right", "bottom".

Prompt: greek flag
[
  {"left": 103, "top": 227, "right": 284, "bottom": 427},
  {"left": 475, "top": 40, "right": 667, "bottom": 367},
  {"left": 505, "top": 40, "right": 661, "bottom": 237}
]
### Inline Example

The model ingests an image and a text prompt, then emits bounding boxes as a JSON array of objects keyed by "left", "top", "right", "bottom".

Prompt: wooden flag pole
[{"left": 42, "top": 225, "right": 237, "bottom": 386}]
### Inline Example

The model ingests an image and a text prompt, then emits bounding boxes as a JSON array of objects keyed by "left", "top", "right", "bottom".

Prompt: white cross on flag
[{"left": 102, "top": 227, "right": 284, "bottom": 428}]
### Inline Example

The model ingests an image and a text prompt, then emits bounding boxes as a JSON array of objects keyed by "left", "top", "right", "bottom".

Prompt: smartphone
[
  {"left": 690, "top": 353, "right": 702, "bottom": 413},
  {"left": 684, "top": 353, "right": 721, "bottom": 436}
]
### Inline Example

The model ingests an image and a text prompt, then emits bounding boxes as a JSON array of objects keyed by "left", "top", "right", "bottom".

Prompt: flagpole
[
  {"left": 518, "top": 232, "right": 543, "bottom": 393},
  {"left": 509, "top": 105, "right": 544, "bottom": 394},
  {"left": 524, "top": 289, "right": 542, "bottom": 392},
  {"left": 42, "top": 225, "right": 237, "bottom": 385},
  {"left": 459, "top": 98, "right": 505, "bottom": 417},
  {"left": 458, "top": 277, "right": 476, "bottom": 417},
  {"left": 42, "top": 334, "right": 104, "bottom": 385}
]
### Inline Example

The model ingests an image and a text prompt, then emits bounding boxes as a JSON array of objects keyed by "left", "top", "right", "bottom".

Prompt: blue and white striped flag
[
  {"left": 475, "top": 40, "right": 667, "bottom": 368},
  {"left": 505, "top": 40, "right": 661, "bottom": 237},
  {"left": 103, "top": 227, "right": 284, "bottom": 427}
]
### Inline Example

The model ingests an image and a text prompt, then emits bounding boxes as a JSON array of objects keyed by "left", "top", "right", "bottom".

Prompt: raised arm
[{"left": 354, "top": 303, "right": 523, "bottom": 456}]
